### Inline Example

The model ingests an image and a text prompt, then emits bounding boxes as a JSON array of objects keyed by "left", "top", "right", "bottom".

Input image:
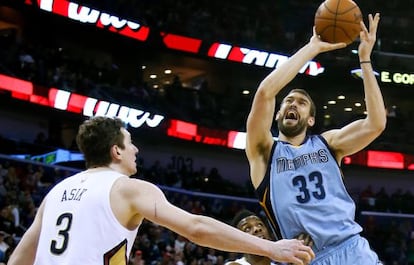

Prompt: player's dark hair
[
  {"left": 231, "top": 209, "right": 257, "bottom": 227},
  {"left": 76, "top": 116, "right": 125, "bottom": 168}
]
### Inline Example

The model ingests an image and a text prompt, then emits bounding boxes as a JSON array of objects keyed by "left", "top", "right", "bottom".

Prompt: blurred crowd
[
  {"left": 76, "top": 0, "right": 414, "bottom": 54},
  {"left": 2, "top": 1, "right": 414, "bottom": 138},
  {"left": 0, "top": 26, "right": 249, "bottom": 131},
  {"left": 2, "top": 21, "right": 414, "bottom": 147},
  {"left": 77, "top": 0, "right": 301, "bottom": 53},
  {"left": 1, "top": 2, "right": 414, "bottom": 264},
  {"left": 359, "top": 185, "right": 414, "bottom": 214}
]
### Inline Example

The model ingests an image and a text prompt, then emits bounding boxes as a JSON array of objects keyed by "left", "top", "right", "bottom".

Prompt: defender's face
[
  {"left": 237, "top": 216, "right": 271, "bottom": 240},
  {"left": 277, "top": 92, "right": 314, "bottom": 137},
  {"left": 120, "top": 128, "right": 139, "bottom": 176}
]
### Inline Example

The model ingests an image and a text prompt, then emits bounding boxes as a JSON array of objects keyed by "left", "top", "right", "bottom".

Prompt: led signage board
[
  {"left": 25, "top": 0, "right": 324, "bottom": 76},
  {"left": 1, "top": 74, "right": 414, "bottom": 170},
  {"left": 380, "top": 71, "right": 414, "bottom": 85}
]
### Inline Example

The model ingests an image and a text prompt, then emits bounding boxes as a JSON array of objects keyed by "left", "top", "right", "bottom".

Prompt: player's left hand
[
  {"left": 310, "top": 26, "right": 347, "bottom": 53},
  {"left": 358, "top": 13, "right": 380, "bottom": 59}
]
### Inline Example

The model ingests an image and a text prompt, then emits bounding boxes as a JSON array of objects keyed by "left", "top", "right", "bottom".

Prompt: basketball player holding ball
[{"left": 246, "top": 12, "right": 384, "bottom": 265}]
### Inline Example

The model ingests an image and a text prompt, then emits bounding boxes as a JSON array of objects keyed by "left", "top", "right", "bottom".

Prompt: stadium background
[{"left": 0, "top": 0, "right": 414, "bottom": 264}]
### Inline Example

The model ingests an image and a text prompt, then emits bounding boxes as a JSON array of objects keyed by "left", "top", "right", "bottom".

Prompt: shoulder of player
[
  {"left": 320, "top": 129, "right": 340, "bottom": 145},
  {"left": 113, "top": 177, "right": 161, "bottom": 196}
]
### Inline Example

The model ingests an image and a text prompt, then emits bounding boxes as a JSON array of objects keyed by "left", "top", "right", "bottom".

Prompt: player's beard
[{"left": 277, "top": 117, "right": 308, "bottom": 137}]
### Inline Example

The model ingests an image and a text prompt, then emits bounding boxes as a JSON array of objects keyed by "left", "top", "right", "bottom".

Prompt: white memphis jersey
[{"left": 34, "top": 168, "right": 138, "bottom": 265}]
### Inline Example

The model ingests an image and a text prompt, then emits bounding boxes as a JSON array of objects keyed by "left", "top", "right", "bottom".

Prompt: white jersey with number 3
[{"left": 34, "top": 168, "right": 138, "bottom": 265}]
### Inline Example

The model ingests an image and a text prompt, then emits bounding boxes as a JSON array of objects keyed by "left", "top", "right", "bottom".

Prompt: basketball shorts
[{"left": 311, "top": 234, "right": 382, "bottom": 265}]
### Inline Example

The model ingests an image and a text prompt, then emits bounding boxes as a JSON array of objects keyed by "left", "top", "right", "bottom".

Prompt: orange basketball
[{"left": 314, "top": 0, "right": 363, "bottom": 45}]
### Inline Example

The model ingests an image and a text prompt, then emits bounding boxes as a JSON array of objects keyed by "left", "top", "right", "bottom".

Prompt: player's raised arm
[{"left": 322, "top": 13, "right": 386, "bottom": 160}]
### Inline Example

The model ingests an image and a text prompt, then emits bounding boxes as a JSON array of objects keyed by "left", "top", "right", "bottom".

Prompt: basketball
[{"left": 314, "top": 0, "right": 363, "bottom": 45}]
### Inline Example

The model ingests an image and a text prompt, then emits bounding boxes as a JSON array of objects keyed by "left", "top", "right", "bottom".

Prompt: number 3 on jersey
[
  {"left": 51, "top": 213, "right": 73, "bottom": 255},
  {"left": 292, "top": 171, "right": 326, "bottom": 203}
]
